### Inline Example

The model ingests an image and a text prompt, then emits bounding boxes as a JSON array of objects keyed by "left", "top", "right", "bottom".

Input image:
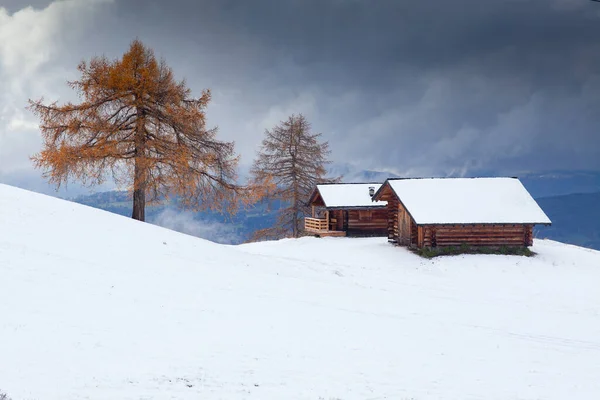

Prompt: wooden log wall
[
  {"left": 377, "top": 184, "right": 417, "bottom": 245},
  {"left": 386, "top": 197, "right": 399, "bottom": 243},
  {"left": 346, "top": 209, "right": 388, "bottom": 236},
  {"left": 411, "top": 221, "right": 418, "bottom": 246},
  {"left": 333, "top": 210, "right": 344, "bottom": 231},
  {"left": 524, "top": 225, "right": 534, "bottom": 246},
  {"left": 419, "top": 224, "right": 534, "bottom": 248}
]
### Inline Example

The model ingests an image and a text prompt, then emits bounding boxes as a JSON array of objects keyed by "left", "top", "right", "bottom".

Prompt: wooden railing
[{"left": 305, "top": 217, "right": 328, "bottom": 232}]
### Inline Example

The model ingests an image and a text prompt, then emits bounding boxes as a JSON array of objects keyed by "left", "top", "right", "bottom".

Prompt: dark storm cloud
[
  {"left": 95, "top": 0, "right": 600, "bottom": 176},
  {"left": 3, "top": 0, "right": 599, "bottom": 182},
  {"left": 112, "top": 0, "right": 600, "bottom": 85}
]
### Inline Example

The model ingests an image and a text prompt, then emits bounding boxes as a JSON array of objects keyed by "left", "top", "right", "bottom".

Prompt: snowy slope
[{"left": 1, "top": 184, "right": 600, "bottom": 400}]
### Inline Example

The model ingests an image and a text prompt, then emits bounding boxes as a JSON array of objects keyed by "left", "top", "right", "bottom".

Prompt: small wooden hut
[
  {"left": 305, "top": 183, "right": 388, "bottom": 237},
  {"left": 372, "top": 177, "right": 551, "bottom": 248}
]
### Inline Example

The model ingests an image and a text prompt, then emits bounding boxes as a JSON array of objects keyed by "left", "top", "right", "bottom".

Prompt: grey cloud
[
  {"left": 0, "top": 1, "right": 54, "bottom": 13},
  {"left": 2, "top": 0, "right": 599, "bottom": 185},
  {"left": 0, "top": 0, "right": 113, "bottom": 175},
  {"left": 107, "top": 0, "right": 600, "bottom": 175}
]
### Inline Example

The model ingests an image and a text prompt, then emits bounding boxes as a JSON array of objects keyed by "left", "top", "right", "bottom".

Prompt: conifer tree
[
  {"left": 250, "top": 114, "right": 339, "bottom": 240},
  {"left": 28, "top": 40, "right": 245, "bottom": 221}
]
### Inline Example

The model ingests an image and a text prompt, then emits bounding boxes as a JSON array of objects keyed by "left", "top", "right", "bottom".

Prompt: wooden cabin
[
  {"left": 305, "top": 183, "right": 388, "bottom": 237},
  {"left": 372, "top": 177, "right": 551, "bottom": 248}
]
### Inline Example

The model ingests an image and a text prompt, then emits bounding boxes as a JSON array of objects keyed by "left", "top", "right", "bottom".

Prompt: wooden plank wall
[
  {"left": 420, "top": 224, "right": 534, "bottom": 248},
  {"left": 397, "top": 204, "right": 412, "bottom": 246}
]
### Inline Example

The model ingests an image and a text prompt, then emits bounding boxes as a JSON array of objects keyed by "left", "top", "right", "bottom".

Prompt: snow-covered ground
[{"left": 1, "top": 183, "right": 599, "bottom": 400}]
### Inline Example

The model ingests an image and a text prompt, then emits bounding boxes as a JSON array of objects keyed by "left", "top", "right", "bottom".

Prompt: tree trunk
[
  {"left": 132, "top": 106, "right": 146, "bottom": 222},
  {"left": 291, "top": 124, "right": 299, "bottom": 238},
  {"left": 291, "top": 175, "right": 299, "bottom": 238},
  {"left": 132, "top": 157, "right": 146, "bottom": 221}
]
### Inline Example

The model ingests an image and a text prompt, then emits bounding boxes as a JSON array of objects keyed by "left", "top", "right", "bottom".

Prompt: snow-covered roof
[
  {"left": 314, "top": 183, "right": 387, "bottom": 209},
  {"left": 382, "top": 177, "right": 551, "bottom": 225}
]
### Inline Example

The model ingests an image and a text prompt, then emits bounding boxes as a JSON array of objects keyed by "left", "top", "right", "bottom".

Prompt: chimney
[{"left": 369, "top": 186, "right": 375, "bottom": 198}]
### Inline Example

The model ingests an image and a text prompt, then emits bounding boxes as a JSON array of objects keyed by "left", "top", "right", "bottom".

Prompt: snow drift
[{"left": 0, "top": 184, "right": 599, "bottom": 400}]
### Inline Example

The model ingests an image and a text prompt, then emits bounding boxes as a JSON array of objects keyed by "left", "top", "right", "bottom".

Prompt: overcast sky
[{"left": 1, "top": 0, "right": 600, "bottom": 194}]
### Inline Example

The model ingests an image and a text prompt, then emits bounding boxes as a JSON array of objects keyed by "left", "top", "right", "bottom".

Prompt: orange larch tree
[{"left": 28, "top": 39, "right": 246, "bottom": 221}]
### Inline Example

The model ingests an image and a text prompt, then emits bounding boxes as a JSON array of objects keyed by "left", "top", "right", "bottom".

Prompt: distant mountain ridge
[
  {"left": 328, "top": 163, "right": 400, "bottom": 183},
  {"left": 517, "top": 170, "right": 600, "bottom": 198}
]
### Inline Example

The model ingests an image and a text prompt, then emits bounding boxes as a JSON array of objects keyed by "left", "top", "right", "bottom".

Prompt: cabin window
[{"left": 358, "top": 210, "right": 372, "bottom": 221}]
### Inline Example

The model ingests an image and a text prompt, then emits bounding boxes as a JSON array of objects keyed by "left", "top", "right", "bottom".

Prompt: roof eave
[
  {"left": 324, "top": 205, "right": 388, "bottom": 210},
  {"left": 307, "top": 187, "right": 322, "bottom": 206},
  {"left": 370, "top": 179, "right": 391, "bottom": 201},
  {"left": 412, "top": 221, "right": 553, "bottom": 226}
]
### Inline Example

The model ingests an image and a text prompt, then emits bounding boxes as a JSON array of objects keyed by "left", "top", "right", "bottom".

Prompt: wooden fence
[{"left": 305, "top": 217, "right": 328, "bottom": 232}]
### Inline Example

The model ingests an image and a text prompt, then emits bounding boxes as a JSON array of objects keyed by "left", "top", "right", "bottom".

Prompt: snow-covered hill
[{"left": 1, "top": 184, "right": 599, "bottom": 400}]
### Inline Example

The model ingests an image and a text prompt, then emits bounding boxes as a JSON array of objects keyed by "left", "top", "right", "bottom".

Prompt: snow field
[{"left": 0, "top": 184, "right": 599, "bottom": 399}]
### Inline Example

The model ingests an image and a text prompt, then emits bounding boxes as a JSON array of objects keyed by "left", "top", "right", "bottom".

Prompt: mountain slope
[
  {"left": 535, "top": 191, "right": 600, "bottom": 250},
  {"left": 1, "top": 184, "right": 600, "bottom": 400},
  {"left": 519, "top": 170, "right": 600, "bottom": 198}
]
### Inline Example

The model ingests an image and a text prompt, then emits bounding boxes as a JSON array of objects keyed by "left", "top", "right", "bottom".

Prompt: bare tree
[{"left": 250, "top": 114, "right": 339, "bottom": 240}]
